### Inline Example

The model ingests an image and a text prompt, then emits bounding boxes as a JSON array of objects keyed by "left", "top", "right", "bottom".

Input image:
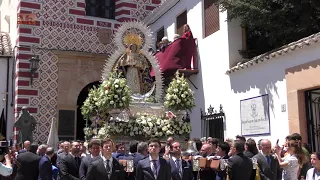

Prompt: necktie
[
  {"left": 75, "top": 157, "right": 80, "bottom": 166},
  {"left": 106, "top": 160, "right": 111, "bottom": 175},
  {"left": 152, "top": 160, "right": 158, "bottom": 178},
  {"left": 176, "top": 159, "right": 182, "bottom": 178},
  {"left": 266, "top": 155, "right": 271, "bottom": 167}
]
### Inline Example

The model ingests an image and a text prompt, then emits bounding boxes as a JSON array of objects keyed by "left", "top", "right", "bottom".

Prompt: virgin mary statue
[{"left": 116, "top": 44, "right": 153, "bottom": 94}]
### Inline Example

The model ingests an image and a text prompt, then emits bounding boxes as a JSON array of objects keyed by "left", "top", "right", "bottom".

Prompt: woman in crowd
[
  {"left": 275, "top": 139, "right": 307, "bottom": 180},
  {"left": 306, "top": 152, "right": 320, "bottom": 180},
  {"left": 181, "top": 24, "right": 193, "bottom": 39}
]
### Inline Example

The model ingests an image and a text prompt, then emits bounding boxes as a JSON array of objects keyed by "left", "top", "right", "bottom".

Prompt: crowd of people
[{"left": 0, "top": 132, "right": 319, "bottom": 180}]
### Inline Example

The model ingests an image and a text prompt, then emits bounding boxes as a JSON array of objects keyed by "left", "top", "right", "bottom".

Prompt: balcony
[{"left": 151, "top": 37, "right": 198, "bottom": 85}]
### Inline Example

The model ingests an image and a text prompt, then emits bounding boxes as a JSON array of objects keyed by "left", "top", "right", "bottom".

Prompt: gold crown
[{"left": 123, "top": 33, "right": 142, "bottom": 49}]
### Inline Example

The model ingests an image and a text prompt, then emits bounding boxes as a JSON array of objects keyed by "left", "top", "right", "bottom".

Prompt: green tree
[{"left": 219, "top": 0, "right": 320, "bottom": 58}]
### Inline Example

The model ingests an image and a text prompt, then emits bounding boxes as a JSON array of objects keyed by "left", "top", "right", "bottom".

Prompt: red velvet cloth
[
  {"left": 151, "top": 37, "right": 196, "bottom": 78},
  {"left": 182, "top": 30, "right": 193, "bottom": 39}
]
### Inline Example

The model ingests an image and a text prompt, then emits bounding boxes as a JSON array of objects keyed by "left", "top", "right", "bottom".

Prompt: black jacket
[{"left": 14, "top": 152, "right": 41, "bottom": 180}]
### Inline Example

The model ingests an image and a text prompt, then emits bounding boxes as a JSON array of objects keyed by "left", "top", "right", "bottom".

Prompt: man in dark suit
[
  {"left": 118, "top": 140, "right": 139, "bottom": 180},
  {"left": 79, "top": 139, "right": 101, "bottom": 180},
  {"left": 198, "top": 143, "right": 216, "bottom": 180},
  {"left": 216, "top": 142, "right": 230, "bottom": 180},
  {"left": 38, "top": 146, "right": 55, "bottom": 180},
  {"left": 134, "top": 142, "right": 148, "bottom": 167},
  {"left": 86, "top": 138, "right": 125, "bottom": 180},
  {"left": 169, "top": 141, "right": 193, "bottom": 180},
  {"left": 15, "top": 143, "right": 41, "bottom": 180},
  {"left": 18, "top": 141, "right": 30, "bottom": 154},
  {"left": 253, "top": 139, "right": 281, "bottom": 180},
  {"left": 59, "top": 141, "right": 81, "bottom": 180},
  {"left": 136, "top": 138, "right": 171, "bottom": 180},
  {"left": 227, "top": 140, "right": 253, "bottom": 180}
]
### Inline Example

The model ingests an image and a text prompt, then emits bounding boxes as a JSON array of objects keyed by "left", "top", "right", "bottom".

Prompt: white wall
[
  {"left": 149, "top": 0, "right": 242, "bottom": 138},
  {"left": 227, "top": 43, "right": 320, "bottom": 146},
  {"left": 0, "top": 57, "right": 14, "bottom": 140},
  {"left": 0, "top": 0, "right": 18, "bottom": 46}
]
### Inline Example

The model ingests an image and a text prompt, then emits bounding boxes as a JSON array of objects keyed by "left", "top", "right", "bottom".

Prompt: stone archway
[{"left": 55, "top": 50, "right": 106, "bottom": 140}]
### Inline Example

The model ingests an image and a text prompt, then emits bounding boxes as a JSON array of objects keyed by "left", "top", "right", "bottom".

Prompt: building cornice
[
  {"left": 144, "top": 0, "right": 180, "bottom": 25},
  {"left": 226, "top": 31, "right": 320, "bottom": 75}
]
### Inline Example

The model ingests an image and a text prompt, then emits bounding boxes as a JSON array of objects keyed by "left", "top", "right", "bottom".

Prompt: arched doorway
[{"left": 76, "top": 81, "right": 101, "bottom": 140}]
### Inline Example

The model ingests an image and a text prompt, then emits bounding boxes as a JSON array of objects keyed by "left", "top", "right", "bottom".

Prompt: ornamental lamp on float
[{"left": 29, "top": 55, "right": 40, "bottom": 87}]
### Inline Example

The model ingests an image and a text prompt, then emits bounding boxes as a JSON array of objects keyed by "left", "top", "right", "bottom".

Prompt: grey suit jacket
[
  {"left": 136, "top": 156, "right": 171, "bottom": 180},
  {"left": 253, "top": 153, "right": 281, "bottom": 180},
  {"left": 79, "top": 155, "right": 94, "bottom": 180}
]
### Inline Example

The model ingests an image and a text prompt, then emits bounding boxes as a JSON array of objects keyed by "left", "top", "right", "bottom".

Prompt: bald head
[
  {"left": 260, "top": 139, "right": 272, "bottom": 155},
  {"left": 24, "top": 141, "right": 31, "bottom": 150},
  {"left": 200, "top": 143, "right": 213, "bottom": 157}
]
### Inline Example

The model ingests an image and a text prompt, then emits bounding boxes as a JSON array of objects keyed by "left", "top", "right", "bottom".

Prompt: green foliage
[{"left": 219, "top": 0, "right": 320, "bottom": 58}]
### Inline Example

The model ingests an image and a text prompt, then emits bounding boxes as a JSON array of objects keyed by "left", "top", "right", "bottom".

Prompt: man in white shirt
[
  {"left": 169, "top": 141, "right": 193, "bottom": 180},
  {"left": 86, "top": 138, "right": 125, "bottom": 180},
  {"left": 136, "top": 138, "right": 171, "bottom": 180}
]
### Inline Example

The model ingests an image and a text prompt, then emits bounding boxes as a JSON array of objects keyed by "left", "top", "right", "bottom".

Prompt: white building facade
[{"left": 147, "top": 0, "right": 320, "bottom": 149}]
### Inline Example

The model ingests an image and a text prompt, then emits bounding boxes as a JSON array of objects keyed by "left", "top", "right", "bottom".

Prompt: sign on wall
[{"left": 240, "top": 94, "right": 270, "bottom": 136}]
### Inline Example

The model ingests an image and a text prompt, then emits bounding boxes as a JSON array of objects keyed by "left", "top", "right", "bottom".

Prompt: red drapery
[{"left": 151, "top": 37, "right": 196, "bottom": 78}]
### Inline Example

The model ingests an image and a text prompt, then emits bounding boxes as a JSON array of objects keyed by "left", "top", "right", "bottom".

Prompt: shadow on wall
[
  {"left": 285, "top": 60, "right": 320, "bottom": 75},
  {"left": 229, "top": 62, "right": 284, "bottom": 117}
]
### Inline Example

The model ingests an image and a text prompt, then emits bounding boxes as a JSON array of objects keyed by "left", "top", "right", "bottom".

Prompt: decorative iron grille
[{"left": 201, "top": 104, "right": 225, "bottom": 140}]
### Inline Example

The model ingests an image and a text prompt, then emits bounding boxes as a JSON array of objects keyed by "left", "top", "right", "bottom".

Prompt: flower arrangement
[
  {"left": 97, "top": 113, "right": 191, "bottom": 138},
  {"left": 164, "top": 72, "right": 196, "bottom": 111},
  {"left": 98, "top": 72, "right": 132, "bottom": 110},
  {"left": 81, "top": 86, "right": 100, "bottom": 120}
]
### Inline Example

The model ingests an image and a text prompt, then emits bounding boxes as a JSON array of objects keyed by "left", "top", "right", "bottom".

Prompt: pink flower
[{"left": 167, "top": 111, "right": 176, "bottom": 119}]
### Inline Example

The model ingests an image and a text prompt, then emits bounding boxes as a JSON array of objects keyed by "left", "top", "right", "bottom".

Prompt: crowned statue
[
  {"left": 117, "top": 43, "right": 152, "bottom": 94},
  {"left": 102, "top": 21, "right": 164, "bottom": 104}
]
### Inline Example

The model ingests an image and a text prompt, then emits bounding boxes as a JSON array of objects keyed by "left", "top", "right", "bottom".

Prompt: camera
[{"left": 0, "top": 140, "right": 12, "bottom": 156}]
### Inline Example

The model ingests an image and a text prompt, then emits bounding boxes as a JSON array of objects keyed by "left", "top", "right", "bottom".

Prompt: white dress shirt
[
  {"left": 306, "top": 168, "right": 320, "bottom": 180},
  {"left": 102, "top": 156, "right": 113, "bottom": 172},
  {"left": 149, "top": 156, "right": 160, "bottom": 179}
]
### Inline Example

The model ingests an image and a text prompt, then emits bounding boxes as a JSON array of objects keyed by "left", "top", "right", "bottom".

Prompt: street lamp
[{"left": 29, "top": 55, "right": 40, "bottom": 87}]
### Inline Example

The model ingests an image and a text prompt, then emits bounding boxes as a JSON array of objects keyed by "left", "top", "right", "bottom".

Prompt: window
[
  {"left": 204, "top": 0, "right": 220, "bottom": 37},
  {"left": 85, "top": 0, "right": 115, "bottom": 19},
  {"left": 156, "top": 27, "right": 164, "bottom": 48},
  {"left": 176, "top": 10, "right": 187, "bottom": 36}
]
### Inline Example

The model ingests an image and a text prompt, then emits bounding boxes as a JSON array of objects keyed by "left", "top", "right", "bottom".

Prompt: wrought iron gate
[
  {"left": 305, "top": 90, "right": 320, "bottom": 152},
  {"left": 201, "top": 104, "right": 225, "bottom": 140}
]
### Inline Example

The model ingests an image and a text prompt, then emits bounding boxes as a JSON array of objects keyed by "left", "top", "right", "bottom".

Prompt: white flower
[
  {"left": 114, "top": 95, "right": 118, "bottom": 98},
  {"left": 181, "top": 94, "right": 186, "bottom": 98},
  {"left": 115, "top": 79, "right": 119, "bottom": 84},
  {"left": 115, "top": 85, "right": 119, "bottom": 88},
  {"left": 119, "top": 103, "right": 123, "bottom": 107},
  {"left": 110, "top": 101, "right": 114, "bottom": 105},
  {"left": 174, "top": 89, "right": 178, "bottom": 92},
  {"left": 148, "top": 122, "right": 153, "bottom": 128},
  {"left": 158, "top": 132, "right": 163, "bottom": 136},
  {"left": 122, "top": 97, "right": 126, "bottom": 101},
  {"left": 130, "top": 132, "right": 134, "bottom": 136},
  {"left": 162, "top": 126, "right": 168, "bottom": 131}
]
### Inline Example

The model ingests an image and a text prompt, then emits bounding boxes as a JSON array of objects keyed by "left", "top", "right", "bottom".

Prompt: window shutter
[
  {"left": 156, "top": 27, "right": 165, "bottom": 48},
  {"left": 176, "top": 11, "right": 187, "bottom": 36},
  {"left": 204, "top": 0, "right": 220, "bottom": 37}
]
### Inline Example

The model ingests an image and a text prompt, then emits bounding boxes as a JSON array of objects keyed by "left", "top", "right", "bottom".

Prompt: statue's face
[{"left": 130, "top": 44, "right": 137, "bottom": 52}]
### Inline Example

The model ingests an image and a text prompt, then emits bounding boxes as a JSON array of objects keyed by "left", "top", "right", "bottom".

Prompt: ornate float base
[{"left": 174, "top": 110, "right": 186, "bottom": 121}]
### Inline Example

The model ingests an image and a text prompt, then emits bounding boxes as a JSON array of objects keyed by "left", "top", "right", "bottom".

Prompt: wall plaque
[
  {"left": 97, "top": 28, "right": 113, "bottom": 45},
  {"left": 240, "top": 94, "right": 270, "bottom": 136},
  {"left": 58, "top": 110, "right": 75, "bottom": 140}
]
